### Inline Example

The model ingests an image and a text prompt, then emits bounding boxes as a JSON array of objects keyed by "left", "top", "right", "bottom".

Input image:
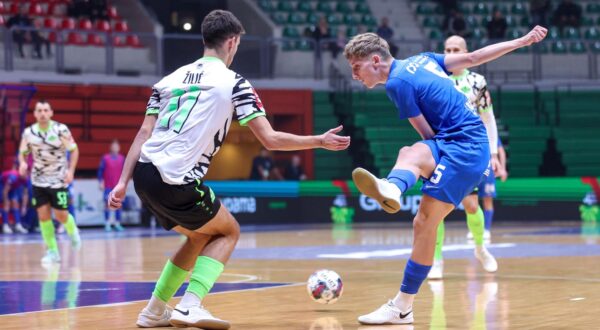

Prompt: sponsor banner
[{"left": 71, "top": 179, "right": 141, "bottom": 226}]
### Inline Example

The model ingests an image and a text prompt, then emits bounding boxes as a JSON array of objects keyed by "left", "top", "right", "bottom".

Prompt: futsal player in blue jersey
[{"left": 344, "top": 26, "right": 547, "bottom": 325}]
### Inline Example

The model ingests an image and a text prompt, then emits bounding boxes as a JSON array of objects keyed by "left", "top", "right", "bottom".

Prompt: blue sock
[
  {"left": 387, "top": 169, "right": 417, "bottom": 194},
  {"left": 400, "top": 259, "right": 431, "bottom": 294},
  {"left": 115, "top": 209, "right": 122, "bottom": 222},
  {"left": 0, "top": 209, "right": 8, "bottom": 224},
  {"left": 68, "top": 204, "right": 75, "bottom": 218},
  {"left": 484, "top": 210, "right": 494, "bottom": 231},
  {"left": 11, "top": 209, "right": 21, "bottom": 224},
  {"left": 104, "top": 209, "right": 110, "bottom": 221}
]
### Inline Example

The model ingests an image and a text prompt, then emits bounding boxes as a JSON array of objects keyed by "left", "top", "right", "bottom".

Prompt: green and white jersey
[
  {"left": 140, "top": 56, "right": 267, "bottom": 185},
  {"left": 20, "top": 120, "right": 77, "bottom": 188},
  {"left": 450, "top": 69, "right": 498, "bottom": 154}
]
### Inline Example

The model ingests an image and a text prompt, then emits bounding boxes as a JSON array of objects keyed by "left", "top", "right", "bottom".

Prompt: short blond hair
[{"left": 344, "top": 33, "right": 392, "bottom": 60}]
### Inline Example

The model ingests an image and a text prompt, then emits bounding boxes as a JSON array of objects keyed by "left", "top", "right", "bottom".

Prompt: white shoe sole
[
  {"left": 170, "top": 318, "right": 230, "bottom": 329},
  {"left": 352, "top": 168, "right": 400, "bottom": 214},
  {"left": 358, "top": 317, "right": 414, "bottom": 325}
]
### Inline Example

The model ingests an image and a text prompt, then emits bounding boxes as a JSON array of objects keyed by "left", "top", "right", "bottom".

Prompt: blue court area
[{"left": 0, "top": 281, "right": 290, "bottom": 315}]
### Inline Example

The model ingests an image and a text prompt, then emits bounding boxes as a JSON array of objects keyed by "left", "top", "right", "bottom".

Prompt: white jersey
[
  {"left": 450, "top": 69, "right": 499, "bottom": 154},
  {"left": 140, "top": 57, "right": 266, "bottom": 185},
  {"left": 20, "top": 121, "right": 77, "bottom": 188}
]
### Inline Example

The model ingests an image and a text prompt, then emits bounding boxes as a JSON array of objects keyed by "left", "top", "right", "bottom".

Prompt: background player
[
  {"left": 428, "top": 35, "right": 503, "bottom": 279},
  {"left": 98, "top": 139, "right": 125, "bottom": 231},
  {"left": 344, "top": 26, "right": 547, "bottom": 325},
  {"left": 18, "top": 100, "right": 81, "bottom": 264},
  {"left": 1, "top": 161, "right": 29, "bottom": 234},
  {"left": 108, "top": 10, "right": 350, "bottom": 329},
  {"left": 479, "top": 139, "right": 508, "bottom": 239}
]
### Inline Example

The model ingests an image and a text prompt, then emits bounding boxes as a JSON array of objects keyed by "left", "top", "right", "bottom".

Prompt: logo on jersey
[{"left": 252, "top": 88, "right": 264, "bottom": 110}]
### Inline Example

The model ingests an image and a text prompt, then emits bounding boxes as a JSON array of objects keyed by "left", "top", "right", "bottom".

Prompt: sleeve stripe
[
  {"left": 238, "top": 112, "right": 266, "bottom": 126},
  {"left": 146, "top": 108, "right": 160, "bottom": 115}
]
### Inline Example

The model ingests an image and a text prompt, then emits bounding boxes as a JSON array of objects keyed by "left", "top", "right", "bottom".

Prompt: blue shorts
[
  {"left": 0, "top": 186, "right": 23, "bottom": 202},
  {"left": 420, "top": 139, "right": 491, "bottom": 207},
  {"left": 477, "top": 171, "right": 497, "bottom": 198},
  {"left": 103, "top": 188, "right": 112, "bottom": 201}
]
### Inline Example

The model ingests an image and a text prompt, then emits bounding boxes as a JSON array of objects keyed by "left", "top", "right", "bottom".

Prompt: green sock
[
  {"left": 466, "top": 207, "right": 485, "bottom": 246},
  {"left": 64, "top": 213, "right": 78, "bottom": 238},
  {"left": 40, "top": 220, "right": 58, "bottom": 252},
  {"left": 152, "top": 260, "right": 189, "bottom": 303},
  {"left": 187, "top": 256, "right": 224, "bottom": 300},
  {"left": 434, "top": 221, "right": 445, "bottom": 261}
]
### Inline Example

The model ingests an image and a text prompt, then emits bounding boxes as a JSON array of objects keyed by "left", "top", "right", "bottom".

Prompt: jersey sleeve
[
  {"left": 422, "top": 52, "right": 450, "bottom": 76},
  {"left": 20, "top": 129, "right": 31, "bottom": 155},
  {"left": 232, "top": 75, "right": 267, "bottom": 126},
  {"left": 145, "top": 87, "right": 161, "bottom": 116},
  {"left": 386, "top": 78, "right": 422, "bottom": 119},
  {"left": 475, "top": 77, "right": 493, "bottom": 113},
  {"left": 58, "top": 123, "right": 78, "bottom": 151}
]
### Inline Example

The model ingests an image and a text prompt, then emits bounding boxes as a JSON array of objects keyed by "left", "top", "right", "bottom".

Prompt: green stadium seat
[
  {"left": 472, "top": 27, "right": 486, "bottom": 39},
  {"left": 587, "top": 3, "right": 600, "bottom": 13},
  {"left": 297, "top": 1, "right": 312, "bottom": 12},
  {"left": 422, "top": 16, "right": 441, "bottom": 28},
  {"left": 270, "top": 12, "right": 287, "bottom": 24},
  {"left": 563, "top": 27, "right": 580, "bottom": 39},
  {"left": 515, "top": 45, "right": 530, "bottom": 53},
  {"left": 316, "top": 2, "right": 333, "bottom": 13},
  {"left": 508, "top": 28, "right": 524, "bottom": 38},
  {"left": 288, "top": 12, "right": 305, "bottom": 24},
  {"left": 585, "top": 27, "right": 600, "bottom": 40},
  {"left": 362, "top": 14, "right": 377, "bottom": 26},
  {"left": 277, "top": 1, "right": 294, "bottom": 12},
  {"left": 436, "top": 40, "right": 445, "bottom": 52},
  {"left": 346, "top": 26, "right": 358, "bottom": 38},
  {"left": 533, "top": 42, "right": 549, "bottom": 53},
  {"left": 296, "top": 39, "right": 313, "bottom": 51},
  {"left": 581, "top": 16, "right": 594, "bottom": 26},
  {"left": 548, "top": 26, "right": 560, "bottom": 39},
  {"left": 429, "top": 29, "right": 443, "bottom": 40},
  {"left": 258, "top": 0, "right": 276, "bottom": 12},
  {"left": 344, "top": 14, "right": 359, "bottom": 25},
  {"left": 355, "top": 2, "right": 370, "bottom": 14},
  {"left": 465, "top": 15, "right": 479, "bottom": 27},
  {"left": 511, "top": 2, "right": 526, "bottom": 15},
  {"left": 307, "top": 13, "right": 319, "bottom": 24},
  {"left": 495, "top": 5, "right": 509, "bottom": 15},
  {"left": 327, "top": 14, "right": 343, "bottom": 26},
  {"left": 520, "top": 15, "right": 531, "bottom": 27},
  {"left": 416, "top": 4, "right": 433, "bottom": 15},
  {"left": 551, "top": 41, "right": 567, "bottom": 54},
  {"left": 336, "top": 2, "right": 353, "bottom": 13},
  {"left": 283, "top": 26, "right": 300, "bottom": 38},
  {"left": 569, "top": 41, "right": 586, "bottom": 54},
  {"left": 458, "top": 3, "right": 471, "bottom": 14},
  {"left": 505, "top": 15, "right": 517, "bottom": 27},
  {"left": 596, "top": 17, "right": 600, "bottom": 26},
  {"left": 282, "top": 40, "right": 295, "bottom": 51},
  {"left": 473, "top": 3, "right": 489, "bottom": 15},
  {"left": 591, "top": 41, "right": 600, "bottom": 53},
  {"left": 480, "top": 15, "right": 492, "bottom": 27}
]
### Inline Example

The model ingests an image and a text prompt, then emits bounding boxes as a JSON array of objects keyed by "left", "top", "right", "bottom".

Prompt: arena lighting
[{"left": 183, "top": 22, "right": 192, "bottom": 31}]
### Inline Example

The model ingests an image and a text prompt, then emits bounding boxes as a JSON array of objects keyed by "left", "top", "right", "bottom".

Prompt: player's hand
[
  {"left": 521, "top": 25, "right": 547, "bottom": 46},
  {"left": 64, "top": 170, "right": 74, "bottom": 184},
  {"left": 108, "top": 182, "right": 127, "bottom": 210},
  {"left": 320, "top": 125, "right": 351, "bottom": 151},
  {"left": 491, "top": 155, "right": 501, "bottom": 175},
  {"left": 499, "top": 167, "right": 508, "bottom": 182},
  {"left": 18, "top": 163, "right": 28, "bottom": 177}
]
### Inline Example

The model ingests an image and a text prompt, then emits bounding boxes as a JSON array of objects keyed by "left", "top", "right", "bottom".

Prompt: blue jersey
[{"left": 385, "top": 53, "right": 488, "bottom": 143}]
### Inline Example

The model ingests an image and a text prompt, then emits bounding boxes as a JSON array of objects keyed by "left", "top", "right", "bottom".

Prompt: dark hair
[{"left": 201, "top": 10, "right": 245, "bottom": 48}]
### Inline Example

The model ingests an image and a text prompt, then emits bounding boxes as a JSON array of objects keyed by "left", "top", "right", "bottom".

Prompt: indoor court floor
[{"left": 0, "top": 220, "right": 599, "bottom": 329}]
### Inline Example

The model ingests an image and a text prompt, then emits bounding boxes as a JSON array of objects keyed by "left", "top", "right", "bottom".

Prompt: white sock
[
  {"left": 179, "top": 291, "right": 201, "bottom": 308},
  {"left": 392, "top": 291, "right": 415, "bottom": 313},
  {"left": 147, "top": 294, "right": 166, "bottom": 315}
]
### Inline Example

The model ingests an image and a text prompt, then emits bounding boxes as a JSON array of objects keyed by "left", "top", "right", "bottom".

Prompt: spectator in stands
[
  {"left": 331, "top": 26, "right": 347, "bottom": 59},
  {"left": 377, "top": 17, "right": 398, "bottom": 57},
  {"left": 284, "top": 155, "right": 307, "bottom": 181},
  {"left": 249, "top": 148, "right": 282, "bottom": 180},
  {"left": 90, "top": 0, "right": 108, "bottom": 21},
  {"left": 553, "top": 0, "right": 582, "bottom": 30},
  {"left": 7, "top": 5, "right": 34, "bottom": 58},
  {"left": 312, "top": 16, "right": 333, "bottom": 58},
  {"left": 437, "top": 0, "right": 458, "bottom": 19},
  {"left": 98, "top": 140, "right": 126, "bottom": 232},
  {"left": 486, "top": 9, "right": 508, "bottom": 39},
  {"left": 444, "top": 9, "right": 469, "bottom": 38},
  {"left": 530, "top": 0, "right": 551, "bottom": 27}
]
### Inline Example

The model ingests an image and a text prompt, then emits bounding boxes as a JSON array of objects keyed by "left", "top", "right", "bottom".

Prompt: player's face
[
  {"left": 444, "top": 40, "right": 467, "bottom": 54},
  {"left": 33, "top": 103, "right": 53, "bottom": 124},
  {"left": 349, "top": 56, "right": 380, "bottom": 89},
  {"left": 110, "top": 141, "right": 120, "bottom": 154}
]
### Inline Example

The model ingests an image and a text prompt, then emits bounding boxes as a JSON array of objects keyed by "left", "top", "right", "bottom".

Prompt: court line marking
[
  {"left": 317, "top": 243, "right": 516, "bottom": 259},
  {"left": 0, "top": 282, "right": 303, "bottom": 317}
]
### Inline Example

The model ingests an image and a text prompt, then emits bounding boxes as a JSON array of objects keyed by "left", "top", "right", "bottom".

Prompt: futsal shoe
[
  {"left": 352, "top": 168, "right": 401, "bottom": 214},
  {"left": 474, "top": 245, "right": 498, "bottom": 273},
  {"left": 136, "top": 305, "right": 173, "bottom": 328},
  {"left": 358, "top": 300, "right": 414, "bottom": 325},
  {"left": 15, "top": 223, "right": 28, "bottom": 234},
  {"left": 41, "top": 250, "right": 61, "bottom": 264},
  {"left": 114, "top": 223, "right": 125, "bottom": 232},
  {"left": 483, "top": 230, "right": 491, "bottom": 243},
  {"left": 3, "top": 223, "right": 13, "bottom": 234},
  {"left": 170, "top": 304, "right": 231, "bottom": 329},
  {"left": 427, "top": 260, "right": 443, "bottom": 280}
]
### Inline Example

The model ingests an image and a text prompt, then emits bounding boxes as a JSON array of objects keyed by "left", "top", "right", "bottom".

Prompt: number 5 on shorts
[{"left": 430, "top": 164, "right": 446, "bottom": 184}]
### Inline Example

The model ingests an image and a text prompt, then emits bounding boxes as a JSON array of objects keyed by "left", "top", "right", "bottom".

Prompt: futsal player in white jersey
[
  {"left": 428, "top": 36, "right": 507, "bottom": 279},
  {"left": 108, "top": 10, "right": 350, "bottom": 329},
  {"left": 18, "top": 100, "right": 81, "bottom": 264}
]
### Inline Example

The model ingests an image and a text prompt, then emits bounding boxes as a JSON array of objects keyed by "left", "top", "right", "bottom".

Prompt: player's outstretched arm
[
  {"left": 17, "top": 138, "right": 29, "bottom": 177},
  {"left": 444, "top": 25, "right": 547, "bottom": 73},
  {"left": 108, "top": 115, "right": 156, "bottom": 209},
  {"left": 247, "top": 116, "right": 350, "bottom": 151}
]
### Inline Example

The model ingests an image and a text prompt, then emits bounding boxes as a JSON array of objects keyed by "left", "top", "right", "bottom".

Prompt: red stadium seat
[
  {"left": 8, "top": 3, "right": 19, "bottom": 15},
  {"left": 114, "top": 21, "right": 129, "bottom": 33},
  {"left": 29, "top": 3, "right": 43, "bottom": 16},
  {"left": 0, "top": 16, "right": 5, "bottom": 26},
  {"left": 125, "top": 34, "right": 141, "bottom": 47},
  {"left": 112, "top": 35, "right": 125, "bottom": 47},
  {"left": 86, "top": 33, "right": 104, "bottom": 46},
  {"left": 48, "top": 31, "right": 57, "bottom": 43},
  {"left": 67, "top": 32, "right": 83, "bottom": 45},
  {"left": 78, "top": 19, "right": 93, "bottom": 30},
  {"left": 61, "top": 17, "right": 75, "bottom": 29},
  {"left": 108, "top": 6, "right": 119, "bottom": 19},
  {"left": 0, "top": 2, "right": 5, "bottom": 15},
  {"left": 95, "top": 20, "right": 111, "bottom": 32},
  {"left": 43, "top": 17, "right": 56, "bottom": 29}
]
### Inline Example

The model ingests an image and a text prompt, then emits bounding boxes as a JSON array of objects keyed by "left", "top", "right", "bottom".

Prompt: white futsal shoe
[
  {"left": 3, "top": 223, "right": 13, "bottom": 234},
  {"left": 352, "top": 168, "right": 401, "bottom": 214},
  {"left": 15, "top": 223, "right": 28, "bottom": 234},
  {"left": 427, "top": 260, "right": 444, "bottom": 280},
  {"left": 358, "top": 300, "right": 414, "bottom": 325},
  {"left": 136, "top": 306, "right": 173, "bottom": 328},
  {"left": 475, "top": 245, "right": 498, "bottom": 273},
  {"left": 41, "top": 250, "right": 60, "bottom": 264},
  {"left": 170, "top": 304, "right": 231, "bottom": 329}
]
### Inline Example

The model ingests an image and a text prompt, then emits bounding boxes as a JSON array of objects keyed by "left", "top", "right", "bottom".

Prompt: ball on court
[{"left": 306, "top": 269, "right": 343, "bottom": 304}]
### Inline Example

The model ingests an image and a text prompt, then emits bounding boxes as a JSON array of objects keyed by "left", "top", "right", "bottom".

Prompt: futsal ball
[{"left": 306, "top": 269, "right": 343, "bottom": 304}]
